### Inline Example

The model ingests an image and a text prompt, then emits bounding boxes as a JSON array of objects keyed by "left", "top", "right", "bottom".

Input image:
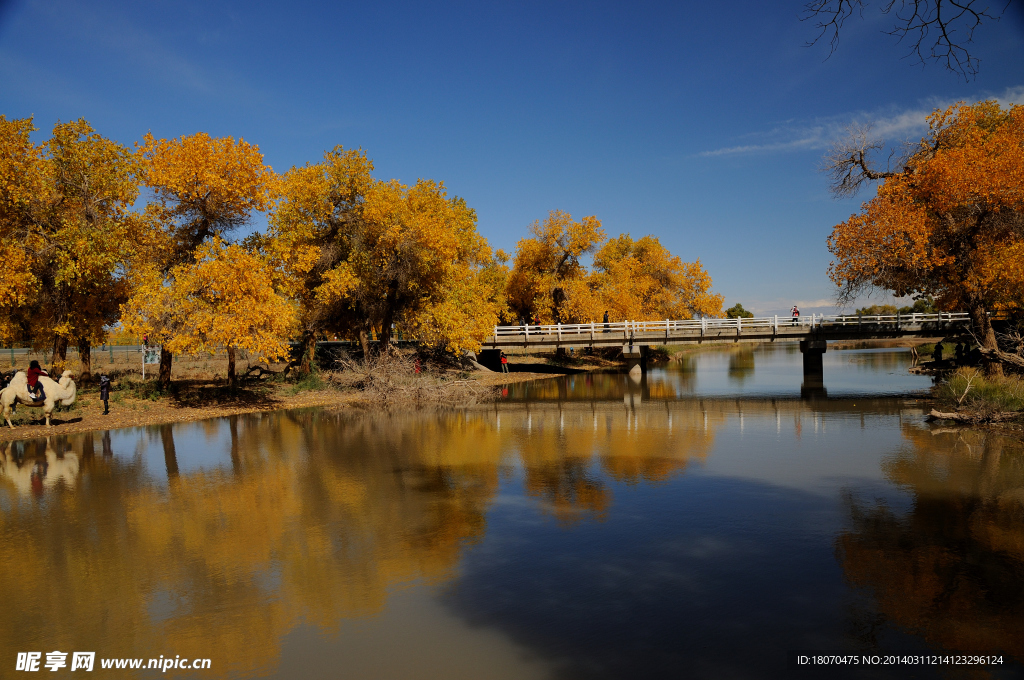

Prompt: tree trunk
[
  {"left": 160, "top": 424, "right": 179, "bottom": 479},
  {"left": 228, "top": 416, "right": 241, "bottom": 474},
  {"left": 51, "top": 335, "right": 68, "bottom": 372},
  {"left": 378, "top": 288, "right": 399, "bottom": 353},
  {"left": 159, "top": 347, "right": 173, "bottom": 389},
  {"left": 359, "top": 327, "right": 370, "bottom": 358},
  {"left": 227, "top": 346, "right": 236, "bottom": 388},
  {"left": 970, "top": 303, "right": 1003, "bottom": 377},
  {"left": 77, "top": 337, "right": 91, "bottom": 382},
  {"left": 299, "top": 332, "right": 317, "bottom": 374}
]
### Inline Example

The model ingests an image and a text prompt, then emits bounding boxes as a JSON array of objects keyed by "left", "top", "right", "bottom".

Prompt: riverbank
[
  {"left": 0, "top": 342, "right": 946, "bottom": 442},
  {"left": 0, "top": 366, "right": 574, "bottom": 442}
]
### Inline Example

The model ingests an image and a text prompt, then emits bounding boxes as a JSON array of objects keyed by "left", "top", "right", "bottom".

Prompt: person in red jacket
[{"left": 27, "top": 360, "right": 48, "bottom": 401}]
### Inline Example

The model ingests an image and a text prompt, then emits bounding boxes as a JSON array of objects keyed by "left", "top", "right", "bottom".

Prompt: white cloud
[{"left": 699, "top": 85, "right": 1024, "bottom": 158}]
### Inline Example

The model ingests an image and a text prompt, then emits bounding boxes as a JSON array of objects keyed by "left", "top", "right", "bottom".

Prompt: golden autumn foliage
[
  {"left": 139, "top": 131, "right": 278, "bottom": 259},
  {"left": 3, "top": 117, "right": 722, "bottom": 372},
  {"left": 267, "top": 146, "right": 502, "bottom": 364},
  {"left": 125, "top": 132, "right": 279, "bottom": 385},
  {"left": 0, "top": 117, "right": 140, "bottom": 373},
  {"left": 506, "top": 210, "right": 606, "bottom": 323},
  {"left": 828, "top": 101, "right": 1024, "bottom": 360},
  {"left": 507, "top": 211, "right": 722, "bottom": 324},
  {"left": 592, "top": 234, "right": 723, "bottom": 320},
  {"left": 126, "top": 238, "right": 296, "bottom": 385}
]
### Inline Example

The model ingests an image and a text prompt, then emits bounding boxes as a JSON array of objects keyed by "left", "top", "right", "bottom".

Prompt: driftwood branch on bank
[
  {"left": 977, "top": 346, "right": 1024, "bottom": 369},
  {"left": 928, "top": 409, "right": 1020, "bottom": 424}
]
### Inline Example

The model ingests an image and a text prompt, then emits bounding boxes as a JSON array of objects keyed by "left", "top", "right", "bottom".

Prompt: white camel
[
  {"left": 1, "top": 370, "right": 77, "bottom": 428},
  {"left": 0, "top": 438, "right": 80, "bottom": 495}
]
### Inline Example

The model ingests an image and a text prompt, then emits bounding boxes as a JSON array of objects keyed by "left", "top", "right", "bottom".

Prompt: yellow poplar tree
[
  {"left": 129, "top": 238, "right": 296, "bottom": 387},
  {"left": 267, "top": 146, "right": 501, "bottom": 366},
  {"left": 0, "top": 116, "right": 46, "bottom": 343},
  {"left": 506, "top": 210, "right": 606, "bottom": 324},
  {"left": 827, "top": 101, "right": 1024, "bottom": 374},
  {"left": 124, "top": 132, "right": 278, "bottom": 387},
  {"left": 357, "top": 177, "right": 496, "bottom": 351},
  {"left": 591, "top": 234, "right": 723, "bottom": 320},
  {"left": 262, "top": 147, "right": 374, "bottom": 368},
  {"left": 0, "top": 117, "right": 140, "bottom": 376}
]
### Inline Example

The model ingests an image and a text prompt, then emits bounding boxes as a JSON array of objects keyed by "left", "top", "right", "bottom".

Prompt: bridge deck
[{"left": 484, "top": 313, "right": 974, "bottom": 349}]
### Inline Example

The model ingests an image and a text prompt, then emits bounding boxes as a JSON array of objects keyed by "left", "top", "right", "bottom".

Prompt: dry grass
[
  {"left": 328, "top": 352, "right": 496, "bottom": 406},
  {"left": 938, "top": 367, "right": 1024, "bottom": 417}
]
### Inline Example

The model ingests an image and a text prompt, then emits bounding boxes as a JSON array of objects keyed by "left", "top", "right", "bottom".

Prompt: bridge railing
[{"left": 490, "top": 312, "right": 974, "bottom": 342}]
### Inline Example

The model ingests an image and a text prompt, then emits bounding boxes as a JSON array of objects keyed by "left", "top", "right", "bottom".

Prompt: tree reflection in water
[
  {"left": 0, "top": 404, "right": 720, "bottom": 677},
  {"left": 837, "top": 427, "right": 1024, "bottom": 661}
]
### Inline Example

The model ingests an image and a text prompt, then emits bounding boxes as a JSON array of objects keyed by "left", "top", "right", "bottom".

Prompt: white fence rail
[{"left": 490, "top": 312, "right": 974, "bottom": 342}]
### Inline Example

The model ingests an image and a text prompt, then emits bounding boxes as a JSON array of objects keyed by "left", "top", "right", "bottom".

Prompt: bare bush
[{"left": 329, "top": 350, "right": 496, "bottom": 407}]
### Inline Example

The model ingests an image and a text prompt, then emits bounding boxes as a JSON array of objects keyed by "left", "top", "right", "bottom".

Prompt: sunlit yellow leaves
[
  {"left": 0, "top": 116, "right": 46, "bottom": 218},
  {"left": 506, "top": 210, "right": 605, "bottom": 324},
  {"left": 124, "top": 239, "right": 295, "bottom": 362},
  {"left": 592, "top": 234, "right": 723, "bottom": 320},
  {"left": 3, "top": 117, "right": 726, "bottom": 362},
  {"left": 0, "top": 117, "right": 141, "bottom": 351},
  {"left": 141, "top": 132, "right": 277, "bottom": 230},
  {"left": 506, "top": 213, "right": 722, "bottom": 324},
  {"left": 269, "top": 146, "right": 498, "bottom": 354},
  {"left": 828, "top": 101, "right": 1024, "bottom": 324}
]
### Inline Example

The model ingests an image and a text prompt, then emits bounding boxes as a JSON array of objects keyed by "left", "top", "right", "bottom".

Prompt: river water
[{"left": 1, "top": 345, "right": 1022, "bottom": 678}]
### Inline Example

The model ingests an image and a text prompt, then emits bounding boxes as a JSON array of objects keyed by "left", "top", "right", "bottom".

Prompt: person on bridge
[
  {"left": 791, "top": 306, "right": 800, "bottom": 325},
  {"left": 603, "top": 310, "right": 609, "bottom": 332}
]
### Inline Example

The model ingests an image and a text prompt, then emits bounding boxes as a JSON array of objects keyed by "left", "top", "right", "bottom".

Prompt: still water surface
[{"left": 1, "top": 345, "right": 1022, "bottom": 678}]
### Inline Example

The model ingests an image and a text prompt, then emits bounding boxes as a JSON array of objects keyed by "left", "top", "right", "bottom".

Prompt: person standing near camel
[{"left": 99, "top": 375, "right": 111, "bottom": 415}]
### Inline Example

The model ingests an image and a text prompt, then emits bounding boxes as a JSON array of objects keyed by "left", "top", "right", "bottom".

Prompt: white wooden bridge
[
  {"left": 481, "top": 312, "right": 978, "bottom": 378},
  {"left": 485, "top": 312, "right": 974, "bottom": 351}
]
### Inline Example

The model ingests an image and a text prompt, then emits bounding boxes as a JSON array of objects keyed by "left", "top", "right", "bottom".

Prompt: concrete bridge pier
[
  {"left": 799, "top": 339, "right": 826, "bottom": 378},
  {"left": 623, "top": 344, "right": 647, "bottom": 378},
  {"left": 799, "top": 339, "right": 828, "bottom": 399}
]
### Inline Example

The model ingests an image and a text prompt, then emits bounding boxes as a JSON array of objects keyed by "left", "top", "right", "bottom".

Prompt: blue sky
[{"left": 1, "top": 0, "right": 1021, "bottom": 315}]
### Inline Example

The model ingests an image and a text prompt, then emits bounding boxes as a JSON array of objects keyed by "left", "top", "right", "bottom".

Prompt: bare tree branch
[
  {"left": 802, "top": 0, "right": 1012, "bottom": 79},
  {"left": 821, "top": 124, "right": 899, "bottom": 198}
]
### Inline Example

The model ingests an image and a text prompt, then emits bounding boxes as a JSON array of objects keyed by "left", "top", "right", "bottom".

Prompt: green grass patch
[
  {"left": 916, "top": 342, "right": 957, "bottom": 358},
  {"left": 939, "top": 368, "right": 1024, "bottom": 413},
  {"left": 287, "top": 371, "right": 327, "bottom": 395}
]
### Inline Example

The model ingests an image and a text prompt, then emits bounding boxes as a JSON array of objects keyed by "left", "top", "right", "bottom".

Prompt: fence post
[{"left": 774, "top": 315, "right": 778, "bottom": 333}]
